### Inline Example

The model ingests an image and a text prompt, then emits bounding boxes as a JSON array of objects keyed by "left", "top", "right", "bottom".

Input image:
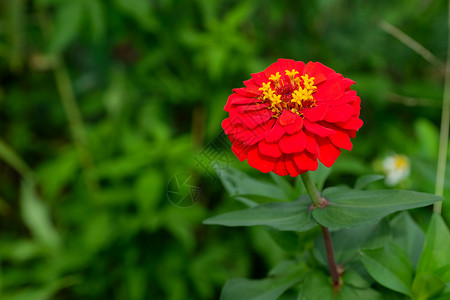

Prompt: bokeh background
[{"left": 0, "top": 0, "right": 449, "bottom": 299}]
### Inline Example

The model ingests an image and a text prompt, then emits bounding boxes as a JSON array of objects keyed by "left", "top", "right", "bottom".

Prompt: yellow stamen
[{"left": 259, "top": 69, "right": 318, "bottom": 118}]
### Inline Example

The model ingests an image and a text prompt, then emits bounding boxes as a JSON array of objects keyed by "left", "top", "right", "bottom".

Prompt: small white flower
[{"left": 382, "top": 154, "right": 410, "bottom": 186}]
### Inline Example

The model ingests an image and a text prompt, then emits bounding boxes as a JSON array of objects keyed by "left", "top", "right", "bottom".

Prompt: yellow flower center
[{"left": 259, "top": 69, "right": 317, "bottom": 118}]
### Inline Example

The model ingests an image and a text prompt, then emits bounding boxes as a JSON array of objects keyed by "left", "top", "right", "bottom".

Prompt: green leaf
[
  {"left": 48, "top": 1, "right": 84, "bottom": 53},
  {"left": 412, "top": 272, "right": 446, "bottom": 300},
  {"left": 221, "top": 261, "right": 308, "bottom": 300},
  {"left": 20, "top": 181, "right": 61, "bottom": 251},
  {"left": 0, "top": 138, "right": 34, "bottom": 182},
  {"left": 312, "top": 188, "right": 442, "bottom": 229},
  {"left": 314, "top": 220, "right": 390, "bottom": 266},
  {"left": 389, "top": 212, "right": 425, "bottom": 268},
  {"left": 360, "top": 242, "right": 413, "bottom": 296},
  {"left": 416, "top": 214, "right": 450, "bottom": 283},
  {"left": 266, "top": 228, "right": 301, "bottom": 253},
  {"left": 215, "top": 165, "right": 288, "bottom": 202},
  {"left": 298, "top": 270, "right": 382, "bottom": 300},
  {"left": 354, "top": 175, "right": 384, "bottom": 190},
  {"left": 203, "top": 195, "right": 317, "bottom": 232},
  {"left": 297, "top": 271, "right": 334, "bottom": 300}
]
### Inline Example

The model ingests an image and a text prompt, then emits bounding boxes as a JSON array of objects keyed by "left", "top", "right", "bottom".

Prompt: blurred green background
[{"left": 0, "top": 0, "right": 449, "bottom": 299}]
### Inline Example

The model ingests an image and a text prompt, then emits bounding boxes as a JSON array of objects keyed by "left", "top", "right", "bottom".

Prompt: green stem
[
  {"left": 54, "top": 59, "right": 98, "bottom": 193},
  {"left": 434, "top": 0, "right": 450, "bottom": 213},
  {"left": 300, "top": 172, "right": 323, "bottom": 207},
  {"left": 300, "top": 172, "right": 340, "bottom": 290}
]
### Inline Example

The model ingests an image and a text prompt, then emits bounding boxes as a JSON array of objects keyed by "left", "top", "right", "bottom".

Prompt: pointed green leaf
[
  {"left": 297, "top": 271, "right": 334, "bottom": 300},
  {"left": 204, "top": 196, "right": 316, "bottom": 232},
  {"left": 390, "top": 212, "right": 425, "bottom": 268},
  {"left": 298, "top": 270, "right": 382, "bottom": 300},
  {"left": 416, "top": 214, "right": 450, "bottom": 283},
  {"left": 215, "top": 165, "right": 288, "bottom": 201},
  {"left": 360, "top": 242, "right": 413, "bottom": 296},
  {"left": 312, "top": 188, "right": 442, "bottom": 229},
  {"left": 354, "top": 175, "right": 384, "bottom": 190},
  {"left": 314, "top": 220, "right": 390, "bottom": 266},
  {"left": 20, "top": 181, "right": 61, "bottom": 251},
  {"left": 221, "top": 261, "right": 308, "bottom": 300},
  {"left": 412, "top": 272, "right": 446, "bottom": 300}
]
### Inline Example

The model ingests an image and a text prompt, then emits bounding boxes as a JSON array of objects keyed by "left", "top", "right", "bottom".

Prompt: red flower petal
[
  {"left": 317, "top": 138, "right": 341, "bottom": 167},
  {"left": 305, "top": 132, "right": 319, "bottom": 156},
  {"left": 247, "top": 147, "right": 276, "bottom": 173},
  {"left": 265, "top": 121, "right": 286, "bottom": 143},
  {"left": 238, "top": 109, "right": 273, "bottom": 129},
  {"left": 243, "top": 78, "right": 262, "bottom": 94},
  {"left": 235, "top": 102, "right": 270, "bottom": 114},
  {"left": 279, "top": 131, "right": 307, "bottom": 154},
  {"left": 335, "top": 117, "right": 364, "bottom": 131},
  {"left": 314, "top": 75, "right": 344, "bottom": 102},
  {"left": 279, "top": 110, "right": 297, "bottom": 126},
  {"left": 258, "top": 140, "right": 282, "bottom": 158},
  {"left": 231, "top": 141, "right": 252, "bottom": 161},
  {"left": 303, "top": 119, "right": 335, "bottom": 137},
  {"left": 232, "top": 87, "right": 259, "bottom": 97},
  {"left": 329, "top": 129, "right": 353, "bottom": 151},
  {"left": 293, "top": 152, "right": 318, "bottom": 172},
  {"left": 229, "top": 94, "right": 259, "bottom": 105},
  {"left": 285, "top": 156, "right": 301, "bottom": 177},
  {"left": 342, "top": 78, "right": 356, "bottom": 91},
  {"left": 284, "top": 116, "right": 303, "bottom": 135},
  {"left": 303, "top": 104, "right": 329, "bottom": 122},
  {"left": 273, "top": 157, "right": 289, "bottom": 176},
  {"left": 324, "top": 104, "right": 354, "bottom": 123}
]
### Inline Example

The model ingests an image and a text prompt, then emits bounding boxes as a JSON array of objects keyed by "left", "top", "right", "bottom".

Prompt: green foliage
[
  {"left": 0, "top": 0, "right": 449, "bottom": 299},
  {"left": 204, "top": 195, "right": 316, "bottom": 232},
  {"left": 314, "top": 188, "right": 442, "bottom": 229}
]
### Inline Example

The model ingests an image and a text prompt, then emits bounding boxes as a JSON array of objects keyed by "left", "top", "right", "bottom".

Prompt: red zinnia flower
[{"left": 222, "top": 59, "right": 363, "bottom": 176}]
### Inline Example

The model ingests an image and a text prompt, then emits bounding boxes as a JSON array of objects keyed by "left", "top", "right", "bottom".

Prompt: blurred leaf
[
  {"left": 297, "top": 271, "right": 334, "bottom": 300},
  {"left": 48, "top": 1, "right": 84, "bottom": 53},
  {"left": 84, "top": 0, "right": 106, "bottom": 41},
  {"left": 311, "top": 162, "right": 332, "bottom": 191},
  {"left": 389, "top": 212, "right": 425, "bottom": 268},
  {"left": 113, "top": 0, "right": 158, "bottom": 31},
  {"left": 297, "top": 270, "right": 381, "bottom": 300},
  {"left": 5, "top": 0, "right": 25, "bottom": 71},
  {"left": 412, "top": 273, "right": 446, "bottom": 300},
  {"left": 134, "top": 170, "right": 164, "bottom": 213},
  {"left": 221, "top": 261, "right": 308, "bottom": 300},
  {"left": 354, "top": 175, "right": 384, "bottom": 190},
  {"left": 0, "top": 138, "right": 34, "bottom": 182},
  {"left": 312, "top": 187, "right": 442, "bottom": 229},
  {"left": 416, "top": 214, "right": 450, "bottom": 283},
  {"left": 20, "top": 181, "right": 61, "bottom": 251},
  {"left": 215, "top": 165, "right": 288, "bottom": 202},
  {"left": 266, "top": 228, "right": 302, "bottom": 253},
  {"left": 361, "top": 242, "right": 413, "bottom": 296},
  {"left": 36, "top": 148, "right": 78, "bottom": 200},
  {"left": 204, "top": 195, "right": 317, "bottom": 232},
  {"left": 414, "top": 118, "right": 439, "bottom": 160}
]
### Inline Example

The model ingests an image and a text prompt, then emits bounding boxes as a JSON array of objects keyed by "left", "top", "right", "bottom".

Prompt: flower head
[
  {"left": 382, "top": 154, "right": 410, "bottom": 186},
  {"left": 222, "top": 59, "right": 363, "bottom": 176}
]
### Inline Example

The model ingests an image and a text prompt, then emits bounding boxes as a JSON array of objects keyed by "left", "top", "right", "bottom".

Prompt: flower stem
[
  {"left": 433, "top": 0, "right": 450, "bottom": 214},
  {"left": 300, "top": 172, "right": 340, "bottom": 290},
  {"left": 321, "top": 226, "right": 340, "bottom": 289},
  {"left": 300, "top": 172, "right": 324, "bottom": 207}
]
